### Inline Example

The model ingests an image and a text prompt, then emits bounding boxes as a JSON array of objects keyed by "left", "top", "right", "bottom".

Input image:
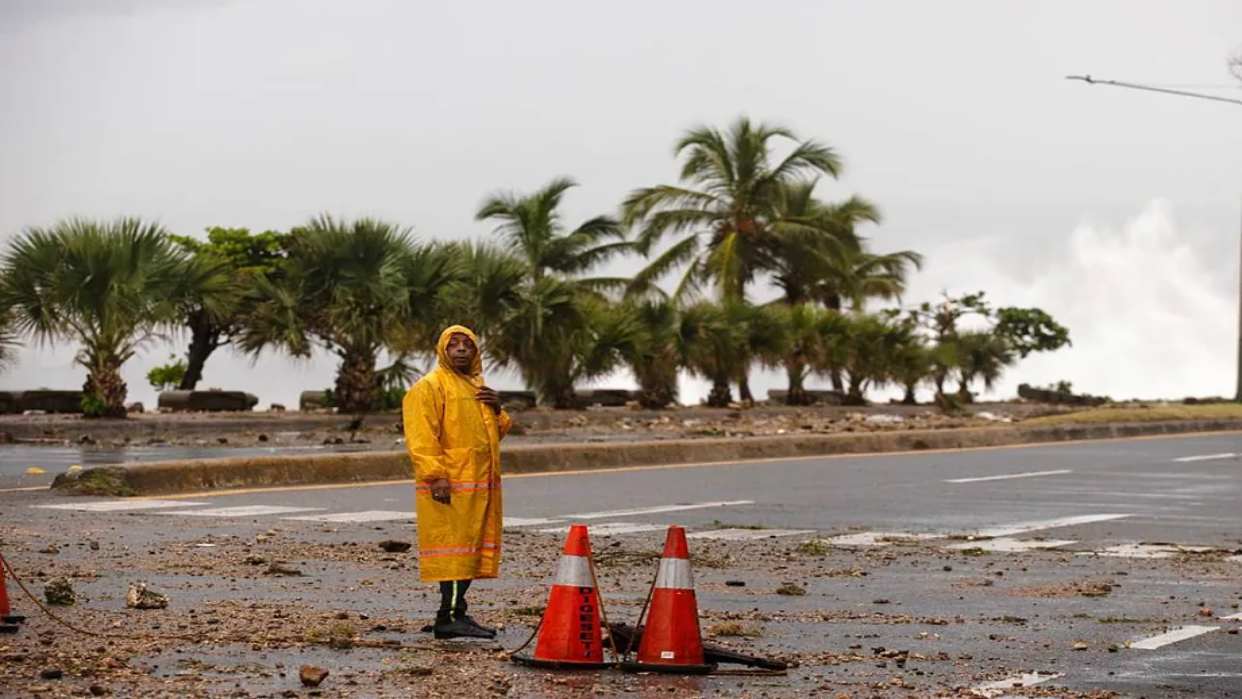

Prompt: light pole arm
[{"left": 1066, "top": 75, "right": 1242, "bottom": 106}]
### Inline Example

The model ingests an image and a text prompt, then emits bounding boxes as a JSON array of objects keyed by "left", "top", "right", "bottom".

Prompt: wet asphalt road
[{"left": 3, "top": 431, "right": 1241, "bottom": 697}]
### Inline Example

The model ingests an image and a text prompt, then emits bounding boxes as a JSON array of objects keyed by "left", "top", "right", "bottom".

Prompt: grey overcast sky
[{"left": 2, "top": 0, "right": 1240, "bottom": 408}]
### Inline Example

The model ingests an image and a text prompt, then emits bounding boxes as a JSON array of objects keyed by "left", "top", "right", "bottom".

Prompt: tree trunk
[
  {"left": 83, "top": 356, "right": 127, "bottom": 418},
  {"left": 785, "top": 360, "right": 812, "bottom": 406},
  {"left": 636, "top": 365, "right": 677, "bottom": 409},
  {"left": 956, "top": 376, "right": 974, "bottom": 403},
  {"left": 706, "top": 375, "right": 732, "bottom": 407},
  {"left": 551, "top": 387, "right": 578, "bottom": 410},
  {"left": 736, "top": 372, "right": 754, "bottom": 406},
  {"left": 180, "top": 312, "right": 221, "bottom": 390},
  {"left": 335, "top": 349, "right": 378, "bottom": 413},
  {"left": 901, "top": 382, "right": 918, "bottom": 405},
  {"left": 829, "top": 369, "right": 844, "bottom": 393},
  {"left": 845, "top": 375, "right": 867, "bottom": 406}
]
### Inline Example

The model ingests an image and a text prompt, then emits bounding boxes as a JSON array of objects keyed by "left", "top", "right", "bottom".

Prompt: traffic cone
[
  {"left": 1, "top": 553, "right": 25, "bottom": 633},
  {"left": 511, "top": 524, "right": 613, "bottom": 669},
  {"left": 621, "top": 526, "right": 715, "bottom": 674}
]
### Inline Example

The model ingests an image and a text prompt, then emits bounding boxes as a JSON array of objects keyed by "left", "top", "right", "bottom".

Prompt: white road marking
[
  {"left": 974, "top": 513, "right": 1131, "bottom": 538},
  {"left": 972, "top": 671, "right": 1063, "bottom": 697},
  {"left": 163, "top": 505, "right": 323, "bottom": 517},
  {"left": 563, "top": 500, "right": 753, "bottom": 520},
  {"left": 823, "top": 531, "right": 941, "bottom": 547},
  {"left": 539, "top": 522, "right": 667, "bottom": 537},
  {"left": 34, "top": 499, "right": 207, "bottom": 512},
  {"left": 1229, "top": 555, "right": 1242, "bottom": 563},
  {"left": 688, "top": 528, "right": 815, "bottom": 541},
  {"left": 944, "top": 469, "right": 1072, "bottom": 484},
  {"left": 1219, "top": 613, "right": 1242, "bottom": 621},
  {"left": 503, "top": 517, "right": 563, "bottom": 528},
  {"left": 1086, "top": 543, "right": 1215, "bottom": 559},
  {"left": 284, "top": 510, "right": 411, "bottom": 523},
  {"left": 1173, "top": 453, "right": 1237, "bottom": 463},
  {"left": 946, "top": 537, "right": 1076, "bottom": 553},
  {"left": 1129, "top": 625, "right": 1218, "bottom": 650}
]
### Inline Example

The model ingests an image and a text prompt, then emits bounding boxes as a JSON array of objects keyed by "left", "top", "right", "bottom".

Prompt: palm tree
[
  {"left": 475, "top": 179, "right": 636, "bottom": 407},
  {"left": 0, "top": 309, "right": 21, "bottom": 372},
  {"left": 477, "top": 177, "right": 631, "bottom": 289},
  {"left": 728, "top": 301, "right": 787, "bottom": 405},
  {"left": 823, "top": 312, "right": 910, "bottom": 405},
  {"left": 768, "top": 303, "right": 838, "bottom": 405},
  {"left": 768, "top": 182, "right": 880, "bottom": 303},
  {"left": 0, "top": 218, "right": 230, "bottom": 417},
  {"left": 238, "top": 215, "right": 458, "bottom": 413},
  {"left": 439, "top": 241, "right": 526, "bottom": 339},
  {"left": 953, "top": 331, "right": 1015, "bottom": 402},
  {"left": 678, "top": 302, "right": 752, "bottom": 407},
  {"left": 622, "top": 117, "right": 842, "bottom": 302},
  {"left": 619, "top": 299, "right": 682, "bottom": 409},
  {"left": 486, "top": 277, "right": 633, "bottom": 408}
]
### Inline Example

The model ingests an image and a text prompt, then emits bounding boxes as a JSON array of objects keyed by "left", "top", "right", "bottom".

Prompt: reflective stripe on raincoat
[{"left": 403, "top": 325, "right": 512, "bottom": 582}]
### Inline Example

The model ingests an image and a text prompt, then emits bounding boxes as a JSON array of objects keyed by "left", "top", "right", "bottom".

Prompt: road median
[{"left": 51, "top": 417, "right": 1242, "bottom": 497}]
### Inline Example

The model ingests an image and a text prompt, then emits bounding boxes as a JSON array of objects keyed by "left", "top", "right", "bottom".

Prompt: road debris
[
  {"left": 125, "top": 582, "right": 169, "bottom": 610},
  {"left": 299, "top": 664, "right": 329, "bottom": 687},
  {"left": 43, "top": 576, "right": 75, "bottom": 605}
]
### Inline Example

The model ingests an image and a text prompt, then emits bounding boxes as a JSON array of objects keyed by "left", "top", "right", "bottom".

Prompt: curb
[{"left": 51, "top": 418, "right": 1242, "bottom": 497}]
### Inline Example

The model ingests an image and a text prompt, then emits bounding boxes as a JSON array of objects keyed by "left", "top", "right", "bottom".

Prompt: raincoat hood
[{"left": 436, "top": 325, "right": 483, "bottom": 380}]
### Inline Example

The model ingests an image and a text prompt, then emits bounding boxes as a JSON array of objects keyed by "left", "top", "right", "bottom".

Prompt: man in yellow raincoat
[{"left": 403, "top": 325, "right": 512, "bottom": 639}]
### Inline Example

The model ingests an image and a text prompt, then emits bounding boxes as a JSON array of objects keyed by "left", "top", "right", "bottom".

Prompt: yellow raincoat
[{"left": 403, "top": 325, "right": 512, "bottom": 582}]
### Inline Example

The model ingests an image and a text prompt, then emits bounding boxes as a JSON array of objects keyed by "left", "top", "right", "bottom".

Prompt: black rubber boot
[
  {"left": 455, "top": 613, "right": 496, "bottom": 637},
  {"left": 433, "top": 615, "right": 495, "bottom": 639}
]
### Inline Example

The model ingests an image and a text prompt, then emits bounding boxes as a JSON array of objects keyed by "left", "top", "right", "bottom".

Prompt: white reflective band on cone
[
  {"left": 654, "top": 557, "right": 694, "bottom": 590},
  {"left": 553, "top": 555, "right": 594, "bottom": 587}
]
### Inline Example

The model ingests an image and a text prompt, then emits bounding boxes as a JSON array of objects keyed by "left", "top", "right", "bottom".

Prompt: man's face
[{"left": 445, "top": 333, "right": 477, "bottom": 373}]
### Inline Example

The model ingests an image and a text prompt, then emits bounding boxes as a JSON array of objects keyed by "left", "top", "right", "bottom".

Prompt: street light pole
[{"left": 1066, "top": 74, "right": 1242, "bottom": 401}]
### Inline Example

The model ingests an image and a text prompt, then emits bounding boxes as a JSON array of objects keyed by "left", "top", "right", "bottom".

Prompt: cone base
[
  {"left": 620, "top": 660, "right": 716, "bottom": 675},
  {"left": 0, "top": 625, "right": 17, "bottom": 635},
  {"left": 510, "top": 652, "right": 614, "bottom": 670},
  {"left": 2, "top": 616, "right": 25, "bottom": 625}
]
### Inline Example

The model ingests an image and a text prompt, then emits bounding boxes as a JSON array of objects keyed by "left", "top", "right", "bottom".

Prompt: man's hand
[
  {"left": 476, "top": 386, "right": 501, "bottom": 414},
  {"left": 430, "top": 478, "right": 451, "bottom": 504}
]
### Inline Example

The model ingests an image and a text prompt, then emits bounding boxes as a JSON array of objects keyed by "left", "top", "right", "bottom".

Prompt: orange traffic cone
[
  {"left": 621, "top": 526, "right": 715, "bottom": 674},
  {"left": 1, "top": 553, "right": 25, "bottom": 632},
  {"left": 511, "top": 524, "right": 613, "bottom": 669}
]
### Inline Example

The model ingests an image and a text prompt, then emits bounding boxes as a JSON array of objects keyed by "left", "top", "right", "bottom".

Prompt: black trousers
[{"left": 437, "top": 579, "right": 471, "bottom": 621}]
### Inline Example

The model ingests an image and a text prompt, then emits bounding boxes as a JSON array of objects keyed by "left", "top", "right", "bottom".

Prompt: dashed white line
[
  {"left": 503, "top": 517, "right": 563, "bottom": 528},
  {"left": 971, "top": 671, "right": 1063, "bottom": 697},
  {"left": 163, "top": 505, "right": 323, "bottom": 517},
  {"left": 1087, "top": 543, "right": 1215, "bottom": 559},
  {"left": 823, "top": 531, "right": 941, "bottom": 547},
  {"left": 945, "top": 469, "right": 1072, "bottom": 484},
  {"left": 563, "top": 500, "right": 753, "bottom": 520},
  {"left": 538, "top": 522, "right": 667, "bottom": 537},
  {"left": 1129, "top": 625, "right": 1218, "bottom": 650},
  {"left": 285, "top": 510, "right": 410, "bottom": 523},
  {"left": 688, "top": 528, "right": 815, "bottom": 541},
  {"left": 1219, "top": 612, "right": 1242, "bottom": 621},
  {"left": 974, "top": 513, "right": 1131, "bottom": 538},
  {"left": 946, "top": 538, "right": 1076, "bottom": 553},
  {"left": 1173, "top": 453, "right": 1237, "bottom": 463},
  {"left": 34, "top": 499, "right": 207, "bottom": 512}
]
